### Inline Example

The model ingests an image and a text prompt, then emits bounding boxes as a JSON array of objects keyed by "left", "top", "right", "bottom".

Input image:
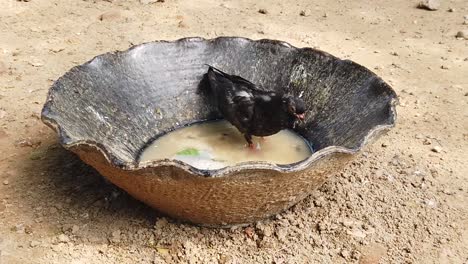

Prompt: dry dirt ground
[{"left": 1, "top": 0, "right": 467, "bottom": 263}]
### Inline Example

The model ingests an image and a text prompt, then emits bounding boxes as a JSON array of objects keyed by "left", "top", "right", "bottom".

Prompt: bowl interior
[{"left": 42, "top": 37, "right": 396, "bottom": 169}]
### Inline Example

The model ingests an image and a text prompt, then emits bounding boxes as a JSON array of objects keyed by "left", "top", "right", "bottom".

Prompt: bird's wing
[
  {"left": 253, "top": 91, "right": 278, "bottom": 104},
  {"left": 231, "top": 89, "right": 255, "bottom": 128},
  {"left": 206, "top": 67, "right": 255, "bottom": 129}
]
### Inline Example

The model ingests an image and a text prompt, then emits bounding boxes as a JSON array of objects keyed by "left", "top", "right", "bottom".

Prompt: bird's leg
[{"left": 244, "top": 134, "right": 255, "bottom": 149}]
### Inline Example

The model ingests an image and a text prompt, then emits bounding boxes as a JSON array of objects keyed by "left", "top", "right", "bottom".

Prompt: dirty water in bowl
[{"left": 139, "top": 120, "right": 313, "bottom": 170}]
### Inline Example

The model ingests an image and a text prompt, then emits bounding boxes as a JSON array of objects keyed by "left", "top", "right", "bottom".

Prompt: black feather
[{"left": 202, "top": 65, "right": 306, "bottom": 146}]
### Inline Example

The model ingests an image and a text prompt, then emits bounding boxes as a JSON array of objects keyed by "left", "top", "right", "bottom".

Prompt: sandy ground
[{"left": 1, "top": 0, "right": 467, "bottom": 263}]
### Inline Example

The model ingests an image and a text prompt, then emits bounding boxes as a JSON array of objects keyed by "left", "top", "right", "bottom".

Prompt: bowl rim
[{"left": 41, "top": 36, "right": 398, "bottom": 177}]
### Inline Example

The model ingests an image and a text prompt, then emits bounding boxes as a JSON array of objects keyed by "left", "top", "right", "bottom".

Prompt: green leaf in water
[{"left": 176, "top": 147, "right": 199, "bottom": 156}]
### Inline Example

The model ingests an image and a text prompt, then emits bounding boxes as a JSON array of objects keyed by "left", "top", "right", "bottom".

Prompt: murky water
[{"left": 139, "top": 120, "right": 312, "bottom": 170}]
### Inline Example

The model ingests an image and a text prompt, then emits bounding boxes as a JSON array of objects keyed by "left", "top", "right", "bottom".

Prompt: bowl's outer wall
[
  {"left": 71, "top": 144, "right": 352, "bottom": 226},
  {"left": 42, "top": 37, "right": 397, "bottom": 226},
  {"left": 43, "top": 37, "right": 396, "bottom": 165}
]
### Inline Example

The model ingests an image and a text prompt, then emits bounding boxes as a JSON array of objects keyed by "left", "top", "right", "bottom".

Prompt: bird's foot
[{"left": 247, "top": 142, "right": 261, "bottom": 151}]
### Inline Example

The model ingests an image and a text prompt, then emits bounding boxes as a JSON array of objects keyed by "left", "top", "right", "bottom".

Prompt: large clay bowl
[{"left": 41, "top": 37, "right": 397, "bottom": 227}]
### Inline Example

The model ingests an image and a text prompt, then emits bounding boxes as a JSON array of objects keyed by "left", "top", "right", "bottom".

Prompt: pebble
[
  {"left": 258, "top": 9, "right": 268, "bottom": 14},
  {"left": 299, "top": 10, "right": 306, "bottom": 16},
  {"left": 3, "top": 180, "right": 9, "bottom": 185},
  {"left": 447, "top": 8, "right": 455, "bottom": 12},
  {"left": 178, "top": 20, "right": 188, "bottom": 28},
  {"left": 218, "top": 254, "right": 229, "bottom": 264},
  {"left": 139, "top": 0, "right": 159, "bottom": 3},
  {"left": 15, "top": 138, "right": 42, "bottom": 148},
  {"left": 25, "top": 225, "right": 33, "bottom": 234},
  {"left": 29, "top": 150, "right": 43, "bottom": 161},
  {"left": 390, "top": 51, "right": 399, "bottom": 56},
  {"left": 275, "top": 228, "right": 287, "bottom": 241},
  {"left": 313, "top": 197, "right": 326, "bottom": 207},
  {"left": 0, "top": 62, "right": 7, "bottom": 75},
  {"left": 440, "top": 65, "right": 449, "bottom": 70},
  {"left": 431, "top": 146, "right": 442, "bottom": 153},
  {"left": 30, "top": 240, "right": 40, "bottom": 248},
  {"left": 342, "top": 219, "right": 355, "bottom": 228},
  {"left": 28, "top": 59, "right": 43, "bottom": 67},
  {"left": 49, "top": 46, "right": 65, "bottom": 53},
  {"left": 341, "top": 249, "right": 351, "bottom": 259},
  {"left": 425, "top": 199, "right": 437, "bottom": 207},
  {"left": 347, "top": 228, "right": 367, "bottom": 238},
  {"left": 442, "top": 189, "right": 455, "bottom": 195},
  {"left": 0, "top": 110, "right": 6, "bottom": 119},
  {"left": 423, "top": 138, "right": 432, "bottom": 145},
  {"left": 317, "top": 221, "right": 328, "bottom": 232},
  {"left": 58, "top": 234, "right": 70, "bottom": 243},
  {"left": 99, "top": 10, "right": 122, "bottom": 21},
  {"left": 12, "top": 224, "right": 24, "bottom": 233},
  {"left": 351, "top": 250, "right": 361, "bottom": 260},
  {"left": 256, "top": 223, "right": 273, "bottom": 237},
  {"left": 71, "top": 225, "right": 80, "bottom": 234},
  {"left": 244, "top": 227, "right": 255, "bottom": 238},
  {"left": 155, "top": 218, "right": 169, "bottom": 229},
  {"left": 455, "top": 30, "right": 468, "bottom": 39},
  {"left": 418, "top": 0, "right": 440, "bottom": 10},
  {"left": 110, "top": 230, "right": 121, "bottom": 243},
  {"left": 263, "top": 226, "right": 273, "bottom": 237}
]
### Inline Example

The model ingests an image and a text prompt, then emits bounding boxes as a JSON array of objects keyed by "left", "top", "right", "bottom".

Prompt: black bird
[{"left": 203, "top": 65, "right": 306, "bottom": 149}]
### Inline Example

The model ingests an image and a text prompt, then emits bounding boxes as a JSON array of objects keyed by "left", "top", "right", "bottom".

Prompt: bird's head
[{"left": 282, "top": 95, "right": 306, "bottom": 121}]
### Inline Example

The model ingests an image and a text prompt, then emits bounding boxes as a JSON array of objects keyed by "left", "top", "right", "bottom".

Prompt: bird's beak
[{"left": 295, "top": 113, "right": 305, "bottom": 121}]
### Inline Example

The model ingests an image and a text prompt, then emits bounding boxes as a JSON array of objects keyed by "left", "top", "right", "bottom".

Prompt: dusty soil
[{"left": 1, "top": 0, "right": 467, "bottom": 263}]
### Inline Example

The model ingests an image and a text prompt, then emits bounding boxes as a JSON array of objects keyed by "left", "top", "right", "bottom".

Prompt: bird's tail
[
  {"left": 203, "top": 64, "right": 230, "bottom": 78},
  {"left": 198, "top": 64, "right": 219, "bottom": 96},
  {"left": 203, "top": 64, "right": 214, "bottom": 72}
]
